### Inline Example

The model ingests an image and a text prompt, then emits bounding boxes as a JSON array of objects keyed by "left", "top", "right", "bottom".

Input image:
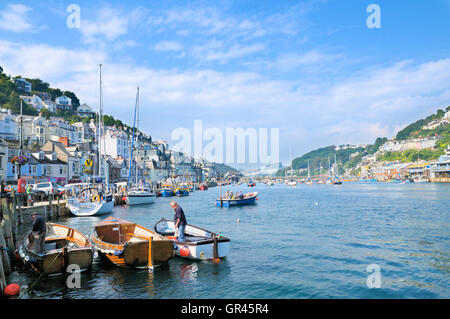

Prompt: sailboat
[
  {"left": 333, "top": 154, "right": 342, "bottom": 185},
  {"left": 286, "top": 148, "right": 297, "bottom": 186},
  {"left": 68, "top": 64, "right": 113, "bottom": 216},
  {"left": 126, "top": 86, "right": 156, "bottom": 205},
  {"left": 305, "top": 160, "right": 313, "bottom": 184}
]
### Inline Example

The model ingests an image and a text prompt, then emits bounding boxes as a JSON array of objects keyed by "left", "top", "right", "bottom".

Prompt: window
[
  {"left": 59, "top": 166, "right": 63, "bottom": 174},
  {"left": 12, "top": 165, "right": 16, "bottom": 174}
]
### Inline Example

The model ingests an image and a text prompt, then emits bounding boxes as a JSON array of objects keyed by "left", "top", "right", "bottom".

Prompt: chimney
[{"left": 59, "top": 136, "right": 69, "bottom": 147}]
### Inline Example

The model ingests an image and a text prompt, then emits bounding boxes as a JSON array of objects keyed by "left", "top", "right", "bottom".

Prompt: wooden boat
[
  {"left": 18, "top": 223, "right": 93, "bottom": 275},
  {"left": 126, "top": 187, "right": 156, "bottom": 205},
  {"left": 154, "top": 219, "right": 230, "bottom": 260},
  {"left": 91, "top": 217, "right": 174, "bottom": 269},
  {"left": 67, "top": 187, "right": 114, "bottom": 216},
  {"left": 216, "top": 192, "right": 258, "bottom": 207},
  {"left": 174, "top": 187, "right": 189, "bottom": 197}
]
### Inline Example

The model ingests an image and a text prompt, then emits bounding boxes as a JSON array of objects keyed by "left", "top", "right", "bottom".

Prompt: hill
[{"left": 277, "top": 106, "right": 450, "bottom": 177}]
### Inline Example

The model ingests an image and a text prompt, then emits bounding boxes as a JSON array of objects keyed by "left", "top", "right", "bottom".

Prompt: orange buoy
[
  {"left": 4, "top": 283, "right": 20, "bottom": 296},
  {"left": 180, "top": 247, "right": 190, "bottom": 257}
]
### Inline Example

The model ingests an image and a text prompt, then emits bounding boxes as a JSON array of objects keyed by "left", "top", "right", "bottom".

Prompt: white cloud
[
  {"left": 1, "top": 39, "right": 450, "bottom": 159},
  {"left": 0, "top": 4, "right": 34, "bottom": 32},
  {"left": 79, "top": 6, "right": 143, "bottom": 44},
  {"left": 154, "top": 41, "right": 184, "bottom": 52}
]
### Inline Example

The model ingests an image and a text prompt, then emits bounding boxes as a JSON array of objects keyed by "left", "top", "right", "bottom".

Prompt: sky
[{"left": 1, "top": 0, "right": 450, "bottom": 168}]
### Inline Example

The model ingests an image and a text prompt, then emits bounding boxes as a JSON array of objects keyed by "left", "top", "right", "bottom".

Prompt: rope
[{"left": 18, "top": 250, "right": 63, "bottom": 299}]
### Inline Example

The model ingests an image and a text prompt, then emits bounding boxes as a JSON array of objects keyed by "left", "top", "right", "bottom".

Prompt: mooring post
[
  {"left": 10, "top": 190, "right": 18, "bottom": 244},
  {"left": 17, "top": 194, "right": 23, "bottom": 225},
  {"left": 57, "top": 195, "right": 60, "bottom": 218},
  {"left": 0, "top": 242, "right": 6, "bottom": 294},
  {"left": 0, "top": 224, "right": 12, "bottom": 275},
  {"left": 49, "top": 193, "right": 54, "bottom": 219},
  {"left": 1, "top": 198, "right": 15, "bottom": 263}
]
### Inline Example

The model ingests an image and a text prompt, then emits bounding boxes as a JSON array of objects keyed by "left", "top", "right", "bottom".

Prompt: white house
[
  {"left": 55, "top": 95, "right": 72, "bottom": 110},
  {"left": 77, "top": 103, "right": 95, "bottom": 117},
  {"left": 48, "top": 118, "right": 80, "bottom": 144},
  {"left": 103, "top": 127, "right": 130, "bottom": 159},
  {"left": 20, "top": 95, "right": 45, "bottom": 111},
  {"left": 0, "top": 110, "right": 16, "bottom": 140}
]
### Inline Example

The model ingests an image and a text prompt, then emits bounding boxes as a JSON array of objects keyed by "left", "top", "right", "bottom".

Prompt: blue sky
[{"left": 1, "top": 0, "right": 450, "bottom": 167}]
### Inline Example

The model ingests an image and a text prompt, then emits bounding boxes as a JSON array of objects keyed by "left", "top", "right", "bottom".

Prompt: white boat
[
  {"left": 154, "top": 219, "right": 230, "bottom": 261},
  {"left": 286, "top": 181, "right": 297, "bottom": 187},
  {"left": 67, "top": 187, "right": 114, "bottom": 217},
  {"left": 126, "top": 187, "right": 156, "bottom": 205}
]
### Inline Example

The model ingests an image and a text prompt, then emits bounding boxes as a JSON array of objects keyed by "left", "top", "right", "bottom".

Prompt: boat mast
[
  {"left": 98, "top": 63, "right": 103, "bottom": 181},
  {"left": 135, "top": 86, "right": 139, "bottom": 187},
  {"left": 127, "top": 86, "right": 138, "bottom": 186}
]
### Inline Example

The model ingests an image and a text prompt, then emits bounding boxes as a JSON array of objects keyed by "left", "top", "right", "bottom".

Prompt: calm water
[{"left": 9, "top": 183, "right": 450, "bottom": 299}]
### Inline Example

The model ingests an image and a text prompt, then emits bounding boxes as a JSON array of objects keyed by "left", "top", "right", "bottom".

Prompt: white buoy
[
  {"left": 236, "top": 218, "right": 240, "bottom": 223},
  {"left": 315, "top": 202, "right": 319, "bottom": 206}
]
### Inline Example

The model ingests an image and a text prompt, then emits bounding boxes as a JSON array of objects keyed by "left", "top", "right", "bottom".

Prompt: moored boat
[
  {"left": 198, "top": 183, "right": 208, "bottom": 191},
  {"left": 91, "top": 217, "right": 174, "bottom": 269},
  {"left": 126, "top": 187, "right": 156, "bottom": 205},
  {"left": 160, "top": 185, "right": 174, "bottom": 197},
  {"left": 19, "top": 223, "right": 93, "bottom": 275},
  {"left": 174, "top": 187, "right": 189, "bottom": 197},
  {"left": 154, "top": 219, "right": 230, "bottom": 260},
  {"left": 67, "top": 187, "right": 114, "bottom": 216},
  {"left": 216, "top": 192, "right": 258, "bottom": 207}
]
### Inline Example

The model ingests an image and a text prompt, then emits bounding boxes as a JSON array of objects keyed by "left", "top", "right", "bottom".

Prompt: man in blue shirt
[{"left": 170, "top": 201, "right": 187, "bottom": 242}]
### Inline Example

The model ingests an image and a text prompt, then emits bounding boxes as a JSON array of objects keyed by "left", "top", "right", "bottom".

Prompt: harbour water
[{"left": 9, "top": 183, "right": 450, "bottom": 299}]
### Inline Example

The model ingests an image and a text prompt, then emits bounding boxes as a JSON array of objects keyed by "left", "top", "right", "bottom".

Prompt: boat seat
[{"left": 128, "top": 236, "right": 147, "bottom": 243}]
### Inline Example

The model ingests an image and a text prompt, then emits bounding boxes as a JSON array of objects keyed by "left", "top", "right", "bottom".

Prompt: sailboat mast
[
  {"left": 98, "top": 63, "right": 103, "bottom": 180},
  {"left": 135, "top": 86, "right": 139, "bottom": 186},
  {"left": 127, "top": 86, "right": 138, "bottom": 186}
]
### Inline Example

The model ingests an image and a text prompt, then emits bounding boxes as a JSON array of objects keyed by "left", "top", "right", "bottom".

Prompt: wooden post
[
  {"left": 0, "top": 225, "right": 11, "bottom": 275},
  {"left": 18, "top": 194, "right": 23, "bottom": 225},
  {"left": 1, "top": 199, "right": 15, "bottom": 263},
  {"left": 57, "top": 195, "right": 60, "bottom": 218},
  {"left": 0, "top": 242, "right": 6, "bottom": 294},
  {"left": 49, "top": 193, "right": 54, "bottom": 219},
  {"left": 10, "top": 190, "right": 18, "bottom": 244},
  {"left": 148, "top": 237, "right": 153, "bottom": 270}
]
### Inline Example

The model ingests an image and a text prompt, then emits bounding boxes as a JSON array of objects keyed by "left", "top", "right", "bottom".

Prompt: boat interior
[{"left": 95, "top": 218, "right": 159, "bottom": 245}]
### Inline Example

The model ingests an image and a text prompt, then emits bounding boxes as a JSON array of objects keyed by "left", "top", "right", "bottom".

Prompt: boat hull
[
  {"left": 154, "top": 219, "right": 230, "bottom": 260},
  {"left": 19, "top": 223, "right": 93, "bottom": 275},
  {"left": 91, "top": 217, "right": 173, "bottom": 269},
  {"left": 174, "top": 189, "right": 189, "bottom": 197},
  {"left": 126, "top": 194, "right": 156, "bottom": 205},
  {"left": 68, "top": 198, "right": 114, "bottom": 216},
  {"left": 160, "top": 189, "right": 174, "bottom": 197},
  {"left": 216, "top": 192, "right": 258, "bottom": 207}
]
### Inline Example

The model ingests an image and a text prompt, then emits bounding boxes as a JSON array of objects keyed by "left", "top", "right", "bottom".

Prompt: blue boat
[
  {"left": 174, "top": 188, "right": 189, "bottom": 197},
  {"left": 216, "top": 192, "right": 258, "bottom": 207},
  {"left": 160, "top": 186, "right": 174, "bottom": 197}
]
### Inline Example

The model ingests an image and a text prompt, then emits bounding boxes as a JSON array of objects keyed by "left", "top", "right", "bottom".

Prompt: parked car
[{"left": 31, "top": 182, "right": 59, "bottom": 195}]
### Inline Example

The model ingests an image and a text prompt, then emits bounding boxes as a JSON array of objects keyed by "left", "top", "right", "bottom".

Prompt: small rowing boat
[
  {"left": 19, "top": 223, "right": 93, "bottom": 275},
  {"left": 91, "top": 217, "right": 174, "bottom": 269},
  {"left": 154, "top": 219, "right": 230, "bottom": 260},
  {"left": 216, "top": 192, "right": 258, "bottom": 207}
]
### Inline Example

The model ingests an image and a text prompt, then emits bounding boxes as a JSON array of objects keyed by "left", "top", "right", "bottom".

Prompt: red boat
[{"left": 199, "top": 184, "right": 208, "bottom": 191}]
